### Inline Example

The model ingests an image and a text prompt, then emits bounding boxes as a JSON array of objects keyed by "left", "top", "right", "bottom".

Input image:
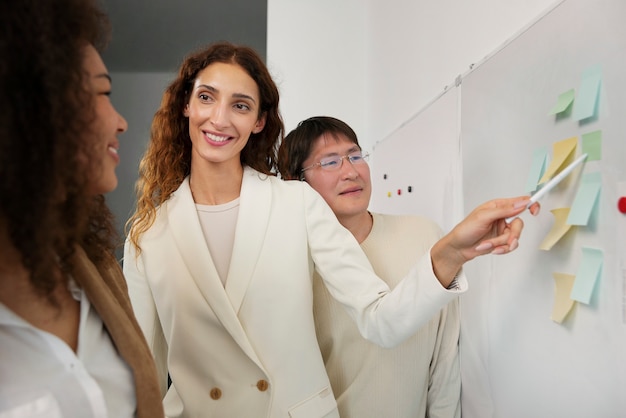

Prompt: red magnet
[
  {"left": 618, "top": 197, "right": 626, "bottom": 214},
  {"left": 397, "top": 189, "right": 401, "bottom": 195}
]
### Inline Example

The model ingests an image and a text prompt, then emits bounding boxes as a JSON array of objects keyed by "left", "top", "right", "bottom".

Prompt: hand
[
  {"left": 452, "top": 196, "right": 540, "bottom": 259},
  {"left": 431, "top": 196, "right": 539, "bottom": 287}
]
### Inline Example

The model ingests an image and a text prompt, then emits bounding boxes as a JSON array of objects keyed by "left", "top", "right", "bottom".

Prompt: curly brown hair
[
  {"left": 0, "top": 0, "right": 116, "bottom": 300},
  {"left": 127, "top": 42, "right": 284, "bottom": 251}
]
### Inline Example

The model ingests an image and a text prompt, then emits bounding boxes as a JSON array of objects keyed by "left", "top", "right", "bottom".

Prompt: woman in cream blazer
[
  {"left": 124, "top": 42, "right": 532, "bottom": 418},
  {"left": 124, "top": 167, "right": 462, "bottom": 417}
]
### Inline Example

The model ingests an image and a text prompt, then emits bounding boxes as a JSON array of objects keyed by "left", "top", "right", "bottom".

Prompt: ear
[
  {"left": 183, "top": 104, "right": 190, "bottom": 117},
  {"left": 252, "top": 112, "right": 266, "bottom": 134}
]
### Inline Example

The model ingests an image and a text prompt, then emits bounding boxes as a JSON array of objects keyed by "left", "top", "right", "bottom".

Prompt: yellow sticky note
[
  {"left": 538, "top": 137, "right": 578, "bottom": 184},
  {"left": 551, "top": 272, "right": 576, "bottom": 324},
  {"left": 539, "top": 208, "right": 574, "bottom": 250}
]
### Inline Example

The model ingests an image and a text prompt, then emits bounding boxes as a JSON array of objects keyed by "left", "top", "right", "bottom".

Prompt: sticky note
[
  {"left": 566, "top": 172, "right": 602, "bottom": 226},
  {"left": 551, "top": 272, "right": 576, "bottom": 323},
  {"left": 538, "top": 137, "right": 578, "bottom": 184},
  {"left": 573, "top": 65, "right": 602, "bottom": 121},
  {"left": 581, "top": 130, "right": 602, "bottom": 161},
  {"left": 525, "top": 146, "right": 549, "bottom": 193},
  {"left": 539, "top": 208, "right": 574, "bottom": 250},
  {"left": 548, "top": 88, "right": 575, "bottom": 116},
  {"left": 570, "top": 247, "right": 603, "bottom": 304}
]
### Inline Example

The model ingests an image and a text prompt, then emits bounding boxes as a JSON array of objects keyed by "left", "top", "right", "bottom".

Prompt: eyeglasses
[{"left": 300, "top": 151, "right": 369, "bottom": 177}]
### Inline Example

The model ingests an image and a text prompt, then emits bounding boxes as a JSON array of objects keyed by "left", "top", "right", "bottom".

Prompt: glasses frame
[{"left": 299, "top": 151, "right": 369, "bottom": 180}]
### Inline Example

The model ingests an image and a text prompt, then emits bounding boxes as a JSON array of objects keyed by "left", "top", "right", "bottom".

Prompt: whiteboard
[
  {"left": 460, "top": 0, "right": 626, "bottom": 416},
  {"left": 370, "top": 86, "right": 462, "bottom": 232},
  {"left": 370, "top": 0, "right": 626, "bottom": 416}
]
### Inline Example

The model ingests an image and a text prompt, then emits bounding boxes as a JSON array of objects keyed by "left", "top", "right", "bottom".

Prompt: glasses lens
[
  {"left": 316, "top": 151, "right": 369, "bottom": 171},
  {"left": 348, "top": 152, "right": 368, "bottom": 164}
]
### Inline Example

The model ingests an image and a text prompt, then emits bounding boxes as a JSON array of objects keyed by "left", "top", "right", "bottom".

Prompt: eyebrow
[
  {"left": 320, "top": 145, "right": 361, "bottom": 158},
  {"left": 197, "top": 84, "right": 257, "bottom": 104},
  {"left": 95, "top": 73, "right": 112, "bottom": 83}
]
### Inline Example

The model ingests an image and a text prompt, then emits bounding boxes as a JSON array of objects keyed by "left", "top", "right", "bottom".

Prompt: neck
[
  {"left": 190, "top": 161, "right": 244, "bottom": 205},
  {"left": 337, "top": 211, "right": 373, "bottom": 244}
]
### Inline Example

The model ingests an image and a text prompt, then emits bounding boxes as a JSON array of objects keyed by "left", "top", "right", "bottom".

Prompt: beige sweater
[{"left": 313, "top": 213, "right": 461, "bottom": 418}]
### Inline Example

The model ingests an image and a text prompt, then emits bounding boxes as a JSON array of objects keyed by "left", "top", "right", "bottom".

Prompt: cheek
[{"left": 308, "top": 177, "right": 336, "bottom": 202}]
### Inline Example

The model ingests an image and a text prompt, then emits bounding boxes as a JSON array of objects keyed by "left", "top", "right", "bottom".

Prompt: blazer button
[
  {"left": 256, "top": 380, "right": 269, "bottom": 392},
  {"left": 210, "top": 387, "right": 222, "bottom": 400}
]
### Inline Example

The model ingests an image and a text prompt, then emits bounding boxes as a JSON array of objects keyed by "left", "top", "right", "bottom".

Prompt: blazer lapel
[
  {"left": 225, "top": 167, "right": 272, "bottom": 313},
  {"left": 167, "top": 177, "right": 264, "bottom": 367}
]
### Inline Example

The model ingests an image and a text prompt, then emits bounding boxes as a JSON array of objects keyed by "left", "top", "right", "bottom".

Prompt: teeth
[
  {"left": 205, "top": 132, "right": 230, "bottom": 142},
  {"left": 108, "top": 146, "right": 118, "bottom": 154}
]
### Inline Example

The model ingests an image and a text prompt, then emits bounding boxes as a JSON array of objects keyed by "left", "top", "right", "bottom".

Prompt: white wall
[
  {"left": 268, "top": 0, "right": 558, "bottom": 154},
  {"left": 267, "top": 0, "right": 367, "bottom": 142}
]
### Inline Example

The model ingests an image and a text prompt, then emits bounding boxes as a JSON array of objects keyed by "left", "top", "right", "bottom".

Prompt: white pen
[{"left": 505, "top": 153, "right": 588, "bottom": 223}]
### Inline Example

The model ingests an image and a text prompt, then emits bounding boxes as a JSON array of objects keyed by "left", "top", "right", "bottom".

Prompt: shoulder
[
  {"left": 372, "top": 212, "right": 442, "bottom": 235},
  {"left": 243, "top": 166, "right": 320, "bottom": 199}
]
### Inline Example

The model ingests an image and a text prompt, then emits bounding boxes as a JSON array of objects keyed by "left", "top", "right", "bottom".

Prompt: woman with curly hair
[
  {"left": 0, "top": 0, "right": 163, "bottom": 416},
  {"left": 124, "top": 41, "right": 535, "bottom": 417}
]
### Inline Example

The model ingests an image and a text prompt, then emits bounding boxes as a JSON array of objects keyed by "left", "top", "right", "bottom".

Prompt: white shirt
[{"left": 0, "top": 281, "right": 136, "bottom": 418}]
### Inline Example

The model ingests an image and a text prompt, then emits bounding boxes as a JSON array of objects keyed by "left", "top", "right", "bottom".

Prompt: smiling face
[
  {"left": 82, "top": 44, "right": 128, "bottom": 195},
  {"left": 301, "top": 133, "right": 372, "bottom": 222},
  {"left": 184, "top": 62, "right": 266, "bottom": 171}
]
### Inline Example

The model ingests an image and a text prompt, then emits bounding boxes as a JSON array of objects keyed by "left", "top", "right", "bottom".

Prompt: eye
[
  {"left": 348, "top": 153, "right": 363, "bottom": 163},
  {"left": 198, "top": 93, "right": 213, "bottom": 102},
  {"left": 319, "top": 157, "right": 340, "bottom": 168},
  {"left": 234, "top": 103, "right": 251, "bottom": 111}
]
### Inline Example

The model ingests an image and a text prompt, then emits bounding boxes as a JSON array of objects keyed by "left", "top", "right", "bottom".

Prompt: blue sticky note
[
  {"left": 570, "top": 247, "right": 603, "bottom": 304},
  {"left": 525, "top": 147, "right": 549, "bottom": 193},
  {"left": 566, "top": 172, "right": 602, "bottom": 226},
  {"left": 573, "top": 65, "right": 602, "bottom": 121}
]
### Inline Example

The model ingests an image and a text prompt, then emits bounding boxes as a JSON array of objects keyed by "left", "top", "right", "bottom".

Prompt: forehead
[
  {"left": 193, "top": 62, "right": 259, "bottom": 98},
  {"left": 82, "top": 44, "right": 107, "bottom": 78},
  {"left": 309, "top": 133, "right": 359, "bottom": 157}
]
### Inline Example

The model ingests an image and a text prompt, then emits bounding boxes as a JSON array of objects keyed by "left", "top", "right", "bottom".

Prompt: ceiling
[{"left": 100, "top": 0, "right": 267, "bottom": 73}]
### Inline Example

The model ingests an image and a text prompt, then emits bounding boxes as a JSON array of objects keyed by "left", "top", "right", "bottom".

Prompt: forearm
[{"left": 430, "top": 233, "right": 466, "bottom": 288}]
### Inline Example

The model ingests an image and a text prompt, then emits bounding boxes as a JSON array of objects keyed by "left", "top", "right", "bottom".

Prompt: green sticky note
[
  {"left": 581, "top": 130, "right": 602, "bottom": 161},
  {"left": 548, "top": 88, "right": 575, "bottom": 115}
]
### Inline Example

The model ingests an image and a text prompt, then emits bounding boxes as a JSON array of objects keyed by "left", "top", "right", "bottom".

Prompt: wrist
[{"left": 431, "top": 235, "right": 465, "bottom": 288}]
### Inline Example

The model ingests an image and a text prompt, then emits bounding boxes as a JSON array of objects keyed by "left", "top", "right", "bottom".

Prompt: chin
[{"left": 93, "top": 178, "right": 118, "bottom": 195}]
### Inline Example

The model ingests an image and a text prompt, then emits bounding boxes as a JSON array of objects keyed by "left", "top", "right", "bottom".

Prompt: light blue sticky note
[
  {"left": 573, "top": 65, "right": 602, "bottom": 121},
  {"left": 566, "top": 172, "right": 602, "bottom": 226},
  {"left": 548, "top": 88, "right": 575, "bottom": 115},
  {"left": 570, "top": 247, "right": 603, "bottom": 304},
  {"left": 525, "top": 146, "right": 548, "bottom": 193}
]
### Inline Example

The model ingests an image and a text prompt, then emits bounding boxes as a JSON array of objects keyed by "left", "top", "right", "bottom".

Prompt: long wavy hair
[
  {"left": 0, "top": 0, "right": 115, "bottom": 300},
  {"left": 127, "top": 42, "right": 283, "bottom": 251}
]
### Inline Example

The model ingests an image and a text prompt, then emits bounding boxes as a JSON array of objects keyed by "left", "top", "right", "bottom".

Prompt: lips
[
  {"left": 204, "top": 131, "right": 232, "bottom": 143},
  {"left": 340, "top": 186, "right": 362, "bottom": 195},
  {"left": 107, "top": 143, "right": 120, "bottom": 163}
]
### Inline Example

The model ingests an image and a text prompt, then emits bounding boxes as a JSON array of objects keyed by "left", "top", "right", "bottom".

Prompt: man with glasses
[
  {"left": 278, "top": 116, "right": 539, "bottom": 418},
  {"left": 278, "top": 116, "right": 461, "bottom": 417}
]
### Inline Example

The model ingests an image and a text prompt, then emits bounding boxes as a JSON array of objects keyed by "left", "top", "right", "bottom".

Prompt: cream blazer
[{"left": 123, "top": 166, "right": 466, "bottom": 418}]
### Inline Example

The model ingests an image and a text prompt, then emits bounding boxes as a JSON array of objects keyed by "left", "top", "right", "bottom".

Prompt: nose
[
  {"left": 210, "top": 102, "right": 229, "bottom": 129},
  {"left": 340, "top": 156, "right": 359, "bottom": 179},
  {"left": 117, "top": 111, "right": 128, "bottom": 133}
]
